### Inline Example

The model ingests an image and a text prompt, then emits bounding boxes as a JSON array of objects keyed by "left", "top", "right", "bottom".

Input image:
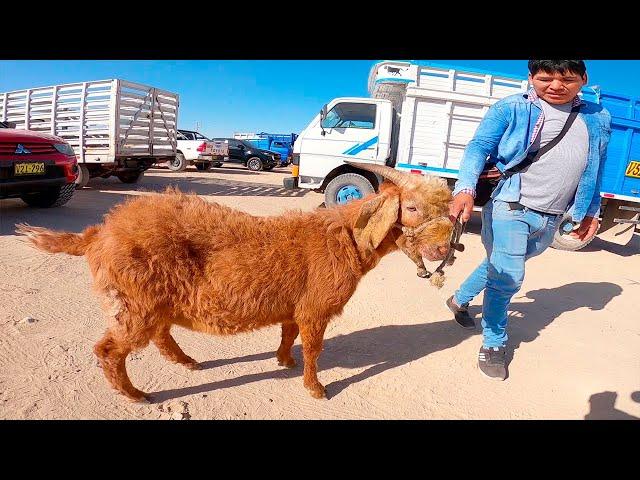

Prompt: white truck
[
  {"left": 0, "top": 79, "right": 179, "bottom": 187},
  {"left": 173, "top": 129, "right": 228, "bottom": 171},
  {"left": 284, "top": 61, "right": 640, "bottom": 251}
]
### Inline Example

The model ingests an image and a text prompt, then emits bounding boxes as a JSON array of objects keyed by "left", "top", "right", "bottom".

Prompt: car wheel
[
  {"left": 115, "top": 170, "right": 144, "bottom": 184},
  {"left": 212, "top": 162, "right": 223, "bottom": 168},
  {"left": 20, "top": 183, "right": 75, "bottom": 208},
  {"left": 75, "top": 164, "right": 90, "bottom": 189},
  {"left": 247, "top": 157, "right": 263, "bottom": 171},
  {"left": 168, "top": 153, "right": 188, "bottom": 172},
  {"left": 324, "top": 173, "right": 375, "bottom": 208},
  {"left": 195, "top": 162, "right": 211, "bottom": 171}
]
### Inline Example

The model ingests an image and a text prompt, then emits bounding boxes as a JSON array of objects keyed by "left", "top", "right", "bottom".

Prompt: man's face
[{"left": 529, "top": 69, "right": 587, "bottom": 104}]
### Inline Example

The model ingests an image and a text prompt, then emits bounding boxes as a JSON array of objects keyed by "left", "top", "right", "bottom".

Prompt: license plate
[
  {"left": 14, "top": 162, "right": 45, "bottom": 176},
  {"left": 625, "top": 161, "right": 640, "bottom": 178}
]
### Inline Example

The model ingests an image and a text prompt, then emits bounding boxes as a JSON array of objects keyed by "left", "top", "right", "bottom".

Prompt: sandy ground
[{"left": 0, "top": 164, "right": 638, "bottom": 420}]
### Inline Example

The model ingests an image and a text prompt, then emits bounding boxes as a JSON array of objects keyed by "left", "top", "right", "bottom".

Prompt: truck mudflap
[{"left": 283, "top": 177, "right": 298, "bottom": 189}]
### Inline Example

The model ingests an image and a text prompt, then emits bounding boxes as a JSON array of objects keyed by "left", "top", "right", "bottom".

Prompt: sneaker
[
  {"left": 478, "top": 346, "right": 507, "bottom": 380},
  {"left": 446, "top": 295, "right": 475, "bottom": 330}
]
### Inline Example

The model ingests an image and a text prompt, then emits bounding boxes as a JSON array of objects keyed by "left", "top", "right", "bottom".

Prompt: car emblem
[{"left": 15, "top": 144, "right": 31, "bottom": 154}]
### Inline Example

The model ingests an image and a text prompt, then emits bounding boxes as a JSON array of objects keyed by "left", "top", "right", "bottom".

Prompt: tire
[
  {"left": 212, "top": 162, "right": 223, "bottom": 168},
  {"left": 324, "top": 173, "right": 375, "bottom": 208},
  {"left": 116, "top": 170, "right": 144, "bottom": 184},
  {"left": 550, "top": 213, "right": 597, "bottom": 251},
  {"left": 75, "top": 163, "right": 90, "bottom": 189},
  {"left": 195, "top": 162, "right": 211, "bottom": 171},
  {"left": 20, "top": 183, "right": 75, "bottom": 208},
  {"left": 168, "top": 153, "right": 188, "bottom": 172},
  {"left": 246, "top": 157, "right": 263, "bottom": 171}
]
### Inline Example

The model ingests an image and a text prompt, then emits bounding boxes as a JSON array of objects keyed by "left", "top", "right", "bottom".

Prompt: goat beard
[{"left": 399, "top": 238, "right": 448, "bottom": 289}]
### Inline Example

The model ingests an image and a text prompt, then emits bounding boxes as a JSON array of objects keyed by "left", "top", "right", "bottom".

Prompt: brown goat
[{"left": 16, "top": 163, "right": 453, "bottom": 401}]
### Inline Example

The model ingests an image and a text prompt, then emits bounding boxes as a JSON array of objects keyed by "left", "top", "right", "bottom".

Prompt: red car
[{"left": 0, "top": 122, "right": 78, "bottom": 207}]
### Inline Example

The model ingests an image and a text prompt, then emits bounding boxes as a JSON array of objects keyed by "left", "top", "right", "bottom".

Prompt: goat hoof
[
  {"left": 277, "top": 358, "right": 296, "bottom": 368},
  {"left": 307, "top": 385, "right": 327, "bottom": 399},
  {"left": 417, "top": 269, "right": 429, "bottom": 278},
  {"left": 185, "top": 362, "right": 201, "bottom": 371},
  {"left": 126, "top": 391, "right": 150, "bottom": 404}
]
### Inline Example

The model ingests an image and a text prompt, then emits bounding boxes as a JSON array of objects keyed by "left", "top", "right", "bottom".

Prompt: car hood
[{"left": 0, "top": 129, "right": 64, "bottom": 143}]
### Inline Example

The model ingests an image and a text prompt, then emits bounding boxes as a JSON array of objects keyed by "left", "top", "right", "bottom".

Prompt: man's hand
[
  {"left": 569, "top": 215, "right": 599, "bottom": 241},
  {"left": 450, "top": 192, "right": 475, "bottom": 223}
]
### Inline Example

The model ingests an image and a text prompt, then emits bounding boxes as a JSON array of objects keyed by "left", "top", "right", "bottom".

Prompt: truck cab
[{"left": 290, "top": 97, "right": 395, "bottom": 204}]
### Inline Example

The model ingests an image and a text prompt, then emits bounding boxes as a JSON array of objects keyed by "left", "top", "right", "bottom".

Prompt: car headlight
[{"left": 53, "top": 143, "right": 76, "bottom": 156}]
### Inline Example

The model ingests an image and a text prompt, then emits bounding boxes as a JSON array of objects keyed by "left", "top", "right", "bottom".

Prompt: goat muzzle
[{"left": 397, "top": 213, "right": 466, "bottom": 278}]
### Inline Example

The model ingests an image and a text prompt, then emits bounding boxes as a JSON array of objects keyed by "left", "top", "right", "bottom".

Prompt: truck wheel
[
  {"left": 168, "top": 153, "right": 188, "bottom": 172},
  {"left": 247, "top": 157, "right": 263, "bottom": 171},
  {"left": 324, "top": 173, "right": 375, "bottom": 208},
  {"left": 75, "top": 164, "right": 90, "bottom": 189},
  {"left": 550, "top": 214, "right": 597, "bottom": 251},
  {"left": 20, "top": 183, "right": 75, "bottom": 208},
  {"left": 195, "top": 162, "right": 211, "bottom": 171},
  {"left": 116, "top": 170, "right": 144, "bottom": 184}
]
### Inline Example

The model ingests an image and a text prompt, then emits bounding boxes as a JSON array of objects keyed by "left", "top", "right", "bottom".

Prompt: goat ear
[{"left": 353, "top": 193, "right": 400, "bottom": 252}]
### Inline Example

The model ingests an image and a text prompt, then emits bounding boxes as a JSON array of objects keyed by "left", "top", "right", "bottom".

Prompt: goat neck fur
[{"left": 16, "top": 178, "right": 452, "bottom": 402}]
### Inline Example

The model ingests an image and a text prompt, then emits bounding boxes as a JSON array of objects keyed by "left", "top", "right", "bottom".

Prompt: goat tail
[{"left": 15, "top": 223, "right": 101, "bottom": 256}]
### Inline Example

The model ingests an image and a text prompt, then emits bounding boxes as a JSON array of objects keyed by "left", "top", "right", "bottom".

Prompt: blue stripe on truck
[
  {"left": 396, "top": 163, "right": 460, "bottom": 175},
  {"left": 343, "top": 136, "right": 378, "bottom": 155}
]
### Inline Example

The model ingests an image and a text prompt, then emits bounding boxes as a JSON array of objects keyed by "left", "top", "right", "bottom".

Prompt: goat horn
[{"left": 344, "top": 161, "right": 411, "bottom": 187}]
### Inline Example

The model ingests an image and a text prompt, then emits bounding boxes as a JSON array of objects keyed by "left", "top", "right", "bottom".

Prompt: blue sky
[{"left": 1, "top": 60, "right": 639, "bottom": 138}]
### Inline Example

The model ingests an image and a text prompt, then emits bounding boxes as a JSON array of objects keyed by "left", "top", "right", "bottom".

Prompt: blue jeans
[{"left": 454, "top": 199, "right": 561, "bottom": 348}]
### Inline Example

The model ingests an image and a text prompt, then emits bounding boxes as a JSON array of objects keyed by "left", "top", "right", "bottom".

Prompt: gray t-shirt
[{"left": 519, "top": 98, "right": 589, "bottom": 214}]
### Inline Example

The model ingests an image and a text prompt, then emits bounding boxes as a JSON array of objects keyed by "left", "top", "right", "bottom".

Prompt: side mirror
[{"left": 320, "top": 104, "right": 328, "bottom": 136}]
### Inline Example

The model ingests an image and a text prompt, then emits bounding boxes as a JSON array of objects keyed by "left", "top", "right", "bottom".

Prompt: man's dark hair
[{"left": 528, "top": 60, "right": 587, "bottom": 77}]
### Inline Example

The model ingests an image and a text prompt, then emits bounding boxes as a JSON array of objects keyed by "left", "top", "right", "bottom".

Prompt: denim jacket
[{"left": 453, "top": 88, "right": 612, "bottom": 221}]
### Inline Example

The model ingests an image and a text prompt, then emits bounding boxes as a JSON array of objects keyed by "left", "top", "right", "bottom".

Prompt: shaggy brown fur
[{"left": 16, "top": 170, "right": 453, "bottom": 402}]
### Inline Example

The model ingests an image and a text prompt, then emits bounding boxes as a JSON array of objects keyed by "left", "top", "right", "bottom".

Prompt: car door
[{"left": 227, "top": 140, "right": 243, "bottom": 163}]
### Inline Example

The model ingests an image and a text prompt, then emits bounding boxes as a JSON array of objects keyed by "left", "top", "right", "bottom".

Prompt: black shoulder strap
[{"left": 503, "top": 104, "right": 581, "bottom": 178}]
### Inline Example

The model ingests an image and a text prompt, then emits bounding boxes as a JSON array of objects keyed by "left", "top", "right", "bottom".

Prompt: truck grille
[{"left": 0, "top": 142, "right": 57, "bottom": 155}]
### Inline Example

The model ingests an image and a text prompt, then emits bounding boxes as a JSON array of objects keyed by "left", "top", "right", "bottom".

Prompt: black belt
[{"left": 507, "top": 202, "right": 558, "bottom": 217}]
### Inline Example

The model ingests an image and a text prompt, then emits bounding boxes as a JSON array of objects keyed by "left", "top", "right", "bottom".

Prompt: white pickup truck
[{"left": 171, "top": 129, "right": 228, "bottom": 171}]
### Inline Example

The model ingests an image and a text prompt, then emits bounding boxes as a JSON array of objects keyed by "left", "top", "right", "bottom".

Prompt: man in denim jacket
[{"left": 447, "top": 60, "right": 611, "bottom": 380}]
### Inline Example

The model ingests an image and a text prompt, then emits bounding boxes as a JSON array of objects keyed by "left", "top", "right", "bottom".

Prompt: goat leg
[
  {"left": 299, "top": 321, "right": 328, "bottom": 399},
  {"left": 276, "top": 322, "right": 299, "bottom": 368},
  {"left": 94, "top": 330, "right": 150, "bottom": 403},
  {"left": 153, "top": 325, "right": 200, "bottom": 370}
]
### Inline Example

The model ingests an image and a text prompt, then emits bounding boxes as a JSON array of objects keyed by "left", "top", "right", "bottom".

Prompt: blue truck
[
  {"left": 234, "top": 132, "right": 298, "bottom": 166},
  {"left": 569, "top": 87, "right": 640, "bottom": 250}
]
